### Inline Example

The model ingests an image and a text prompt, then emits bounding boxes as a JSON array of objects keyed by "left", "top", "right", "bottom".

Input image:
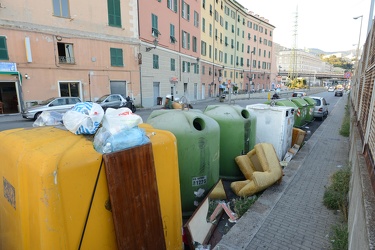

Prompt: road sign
[{"left": 344, "top": 72, "right": 352, "bottom": 79}]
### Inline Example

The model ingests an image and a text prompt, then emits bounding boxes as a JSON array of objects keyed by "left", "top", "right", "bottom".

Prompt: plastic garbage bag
[
  {"left": 33, "top": 111, "right": 63, "bottom": 127},
  {"left": 93, "top": 126, "right": 150, "bottom": 154},
  {"left": 63, "top": 102, "right": 104, "bottom": 135},
  {"left": 102, "top": 107, "right": 143, "bottom": 134}
]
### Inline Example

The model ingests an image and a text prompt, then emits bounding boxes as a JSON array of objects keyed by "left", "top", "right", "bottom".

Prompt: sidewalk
[{"left": 215, "top": 95, "right": 349, "bottom": 249}]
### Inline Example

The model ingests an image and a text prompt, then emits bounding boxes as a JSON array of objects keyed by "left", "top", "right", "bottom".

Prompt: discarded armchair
[{"left": 231, "top": 143, "right": 283, "bottom": 197}]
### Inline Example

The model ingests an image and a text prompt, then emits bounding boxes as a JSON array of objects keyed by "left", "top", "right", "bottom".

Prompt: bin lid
[
  {"left": 302, "top": 96, "right": 315, "bottom": 105},
  {"left": 290, "top": 97, "right": 308, "bottom": 107},
  {"left": 272, "top": 99, "right": 298, "bottom": 108}
]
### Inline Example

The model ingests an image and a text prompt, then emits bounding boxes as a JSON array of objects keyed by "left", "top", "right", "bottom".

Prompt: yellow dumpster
[{"left": 0, "top": 125, "right": 182, "bottom": 250}]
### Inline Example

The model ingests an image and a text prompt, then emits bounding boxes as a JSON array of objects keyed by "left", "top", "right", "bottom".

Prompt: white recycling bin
[{"left": 246, "top": 103, "right": 294, "bottom": 160}]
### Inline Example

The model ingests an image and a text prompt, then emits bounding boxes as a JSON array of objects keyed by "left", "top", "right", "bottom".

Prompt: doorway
[{"left": 0, "top": 81, "right": 18, "bottom": 113}]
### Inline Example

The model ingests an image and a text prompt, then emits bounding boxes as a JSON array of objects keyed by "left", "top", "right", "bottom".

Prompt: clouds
[{"left": 236, "top": 0, "right": 371, "bottom": 52}]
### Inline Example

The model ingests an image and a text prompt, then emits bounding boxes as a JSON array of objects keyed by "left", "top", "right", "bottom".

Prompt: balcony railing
[{"left": 59, "top": 56, "right": 75, "bottom": 64}]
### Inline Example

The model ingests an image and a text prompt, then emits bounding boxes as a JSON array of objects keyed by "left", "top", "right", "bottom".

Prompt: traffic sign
[{"left": 344, "top": 72, "right": 352, "bottom": 79}]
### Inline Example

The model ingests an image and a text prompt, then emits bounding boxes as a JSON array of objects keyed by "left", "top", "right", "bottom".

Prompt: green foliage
[
  {"left": 323, "top": 167, "right": 351, "bottom": 221},
  {"left": 339, "top": 104, "right": 350, "bottom": 137},
  {"left": 330, "top": 224, "right": 348, "bottom": 250},
  {"left": 231, "top": 196, "right": 257, "bottom": 218},
  {"left": 321, "top": 55, "right": 353, "bottom": 70}
]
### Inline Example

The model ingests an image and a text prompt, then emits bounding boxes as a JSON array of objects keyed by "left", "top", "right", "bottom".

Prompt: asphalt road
[{"left": 0, "top": 88, "right": 344, "bottom": 132}]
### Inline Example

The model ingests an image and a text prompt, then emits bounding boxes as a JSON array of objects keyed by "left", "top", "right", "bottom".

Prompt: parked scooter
[{"left": 124, "top": 96, "right": 136, "bottom": 113}]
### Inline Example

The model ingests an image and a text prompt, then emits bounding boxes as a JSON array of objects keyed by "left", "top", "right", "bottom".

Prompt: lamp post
[
  {"left": 353, "top": 15, "right": 363, "bottom": 63},
  {"left": 248, "top": 51, "right": 255, "bottom": 99}
]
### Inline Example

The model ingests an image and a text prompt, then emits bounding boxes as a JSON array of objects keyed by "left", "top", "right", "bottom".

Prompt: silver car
[
  {"left": 310, "top": 96, "right": 329, "bottom": 120},
  {"left": 22, "top": 97, "right": 82, "bottom": 120}
]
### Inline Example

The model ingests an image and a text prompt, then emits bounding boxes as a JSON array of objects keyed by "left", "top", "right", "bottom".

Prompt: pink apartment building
[{"left": 0, "top": 0, "right": 140, "bottom": 113}]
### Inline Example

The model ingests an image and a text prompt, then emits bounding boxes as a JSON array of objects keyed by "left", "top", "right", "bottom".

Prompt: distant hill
[{"left": 307, "top": 48, "right": 354, "bottom": 57}]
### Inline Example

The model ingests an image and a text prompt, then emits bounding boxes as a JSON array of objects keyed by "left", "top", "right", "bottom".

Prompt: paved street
[{"left": 215, "top": 92, "right": 349, "bottom": 249}]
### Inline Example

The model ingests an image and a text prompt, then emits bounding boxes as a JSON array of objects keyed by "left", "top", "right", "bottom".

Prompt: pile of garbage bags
[{"left": 33, "top": 102, "right": 149, "bottom": 154}]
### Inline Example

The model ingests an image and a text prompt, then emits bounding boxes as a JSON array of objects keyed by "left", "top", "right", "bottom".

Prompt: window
[
  {"left": 182, "top": 61, "right": 190, "bottom": 73},
  {"left": 209, "top": 5, "right": 212, "bottom": 15},
  {"left": 58, "top": 43, "right": 75, "bottom": 64},
  {"left": 152, "top": 14, "right": 160, "bottom": 37},
  {"left": 194, "top": 11, "right": 199, "bottom": 27},
  {"left": 209, "top": 45, "right": 212, "bottom": 58},
  {"left": 182, "top": 31, "right": 190, "bottom": 49},
  {"left": 247, "top": 21, "right": 252, "bottom": 28},
  {"left": 202, "top": 0, "right": 205, "bottom": 9},
  {"left": 53, "top": 0, "right": 70, "bottom": 18},
  {"left": 110, "top": 48, "right": 123, "bottom": 66},
  {"left": 170, "top": 24, "right": 177, "bottom": 43},
  {"left": 224, "top": 36, "right": 228, "bottom": 46},
  {"left": 254, "top": 35, "right": 257, "bottom": 42},
  {"left": 0, "top": 36, "right": 9, "bottom": 60},
  {"left": 107, "top": 0, "right": 121, "bottom": 27},
  {"left": 193, "top": 63, "right": 199, "bottom": 74},
  {"left": 167, "top": 0, "right": 177, "bottom": 12},
  {"left": 201, "top": 41, "right": 206, "bottom": 56},
  {"left": 153, "top": 54, "right": 159, "bottom": 69},
  {"left": 182, "top": 1, "right": 190, "bottom": 20},
  {"left": 258, "top": 48, "right": 261, "bottom": 56},
  {"left": 202, "top": 65, "right": 205, "bottom": 74},
  {"left": 209, "top": 24, "right": 212, "bottom": 37},
  {"left": 171, "top": 58, "right": 176, "bottom": 71},
  {"left": 202, "top": 18, "right": 206, "bottom": 32},
  {"left": 59, "top": 83, "right": 80, "bottom": 97},
  {"left": 224, "top": 53, "right": 227, "bottom": 63},
  {"left": 192, "top": 36, "right": 197, "bottom": 52}
]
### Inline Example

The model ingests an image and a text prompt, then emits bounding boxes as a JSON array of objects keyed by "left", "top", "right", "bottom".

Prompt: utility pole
[{"left": 288, "top": 6, "right": 299, "bottom": 82}]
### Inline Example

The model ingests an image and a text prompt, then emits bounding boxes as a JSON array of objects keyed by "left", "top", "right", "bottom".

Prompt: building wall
[{"left": 0, "top": 0, "right": 140, "bottom": 111}]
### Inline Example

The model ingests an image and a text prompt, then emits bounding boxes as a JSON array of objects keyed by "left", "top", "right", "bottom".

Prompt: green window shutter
[
  {"left": 153, "top": 54, "right": 159, "bottom": 69},
  {"left": 187, "top": 5, "right": 190, "bottom": 20},
  {"left": 110, "top": 48, "right": 123, "bottom": 66},
  {"left": 108, "top": 0, "right": 122, "bottom": 27},
  {"left": 171, "top": 58, "right": 175, "bottom": 71},
  {"left": 0, "top": 37, "right": 9, "bottom": 60},
  {"left": 187, "top": 33, "right": 190, "bottom": 50},
  {"left": 174, "top": 0, "right": 177, "bottom": 12},
  {"left": 167, "top": 0, "right": 170, "bottom": 8}
]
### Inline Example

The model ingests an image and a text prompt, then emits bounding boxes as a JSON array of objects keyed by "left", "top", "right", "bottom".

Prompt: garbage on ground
[
  {"left": 183, "top": 180, "right": 227, "bottom": 250},
  {"left": 93, "top": 107, "right": 149, "bottom": 154},
  {"left": 231, "top": 143, "right": 283, "bottom": 197},
  {"left": 33, "top": 111, "right": 63, "bottom": 127},
  {"left": 63, "top": 102, "right": 104, "bottom": 135}
]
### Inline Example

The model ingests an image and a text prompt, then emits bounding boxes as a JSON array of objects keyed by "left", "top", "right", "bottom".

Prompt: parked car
[
  {"left": 292, "top": 91, "right": 307, "bottom": 97},
  {"left": 22, "top": 96, "right": 82, "bottom": 120},
  {"left": 310, "top": 96, "right": 329, "bottom": 120},
  {"left": 334, "top": 89, "right": 344, "bottom": 97},
  {"left": 328, "top": 86, "right": 335, "bottom": 92},
  {"left": 96, "top": 94, "right": 136, "bottom": 112}
]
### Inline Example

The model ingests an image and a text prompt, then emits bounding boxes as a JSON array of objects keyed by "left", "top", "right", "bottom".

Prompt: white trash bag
[
  {"left": 102, "top": 107, "right": 143, "bottom": 134},
  {"left": 33, "top": 111, "right": 63, "bottom": 127},
  {"left": 63, "top": 102, "right": 104, "bottom": 135}
]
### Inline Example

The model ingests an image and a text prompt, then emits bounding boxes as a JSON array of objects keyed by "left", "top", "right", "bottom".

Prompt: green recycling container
[
  {"left": 303, "top": 96, "right": 316, "bottom": 123},
  {"left": 147, "top": 110, "right": 220, "bottom": 217},
  {"left": 265, "top": 99, "right": 304, "bottom": 127},
  {"left": 290, "top": 97, "right": 309, "bottom": 126},
  {"left": 203, "top": 104, "right": 256, "bottom": 180}
]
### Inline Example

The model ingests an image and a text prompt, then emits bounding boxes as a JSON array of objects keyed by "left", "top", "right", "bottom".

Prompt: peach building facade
[
  {"left": 0, "top": 0, "right": 274, "bottom": 111},
  {"left": 0, "top": 0, "right": 139, "bottom": 113}
]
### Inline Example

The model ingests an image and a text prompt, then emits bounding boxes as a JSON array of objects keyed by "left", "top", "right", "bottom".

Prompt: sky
[{"left": 236, "top": 0, "right": 372, "bottom": 52}]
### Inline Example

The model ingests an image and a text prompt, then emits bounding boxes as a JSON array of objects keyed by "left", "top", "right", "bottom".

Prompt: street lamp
[
  {"left": 248, "top": 51, "right": 255, "bottom": 99},
  {"left": 353, "top": 15, "right": 363, "bottom": 63}
]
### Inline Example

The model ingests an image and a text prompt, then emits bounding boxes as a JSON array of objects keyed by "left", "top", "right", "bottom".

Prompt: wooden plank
[{"left": 103, "top": 143, "right": 166, "bottom": 250}]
